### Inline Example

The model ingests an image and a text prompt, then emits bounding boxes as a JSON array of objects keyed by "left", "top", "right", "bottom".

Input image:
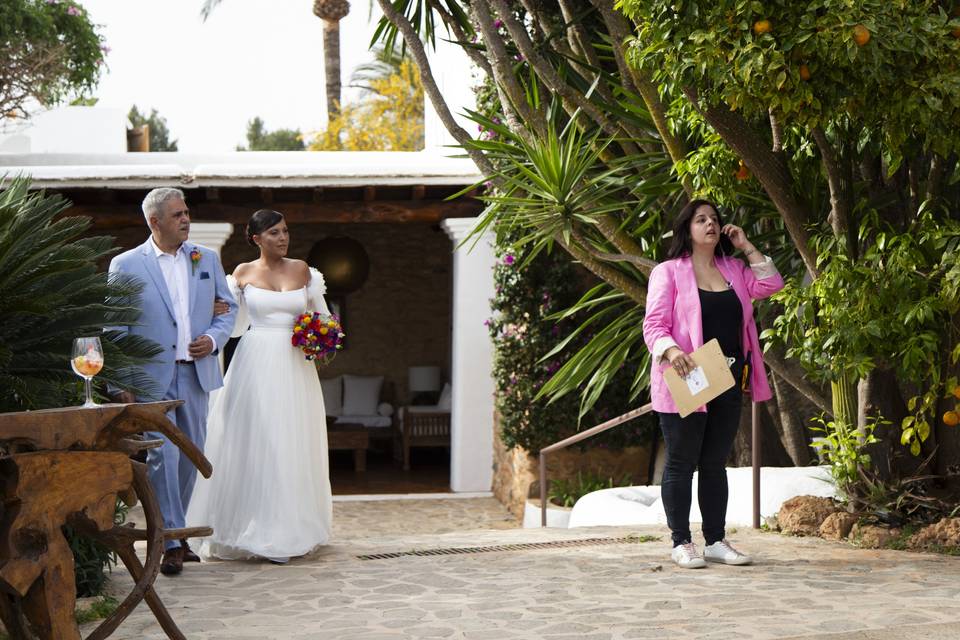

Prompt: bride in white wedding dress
[{"left": 187, "top": 209, "right": 332, "bottom": 562}]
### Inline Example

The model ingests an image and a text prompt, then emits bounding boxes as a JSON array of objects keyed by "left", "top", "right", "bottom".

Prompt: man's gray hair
[{"left": 142, "top": 187, "right": 186, "bottom": 225}]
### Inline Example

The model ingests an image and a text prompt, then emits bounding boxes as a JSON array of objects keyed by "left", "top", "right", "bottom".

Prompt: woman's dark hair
[
  {"left": 246, "top": 209, "right": 285, "bottom": 246},
  {"left": 665, "top": 199, "right": 734, "bottom": 259}
]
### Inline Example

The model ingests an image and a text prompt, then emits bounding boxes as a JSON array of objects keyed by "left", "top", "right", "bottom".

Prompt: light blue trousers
[{"left": 146, "top": 362, "right": 208, "bottom": 551}]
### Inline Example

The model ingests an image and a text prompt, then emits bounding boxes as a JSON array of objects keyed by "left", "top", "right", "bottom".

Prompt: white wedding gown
[{"left": 187, "top": 268, "right": 332, "bottom": 560}]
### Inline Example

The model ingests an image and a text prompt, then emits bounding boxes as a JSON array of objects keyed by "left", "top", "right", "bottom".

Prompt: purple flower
[
  {"left": 509, "top": 374, "right": 518, "bottom": 386},
  {"left": 552, "top": 325, "right": 561, "bottom": 336},
  {"left": 514, "top": 53, "right": 524, "bottom": 61},
  {"left": 503, "top": 254, "right": 515, "bottom": 265},
  {"left": 66, "top": 5, "right": 80, "bottom": 15},
  {"left": 46, "top": 0, "right": 59, "bottom": 4},
  {"left": 494, "top": 19, "right": 504, "bottom": 28},
  {"left": 100, "top": 44, "right": 111, "bottom": 54}
]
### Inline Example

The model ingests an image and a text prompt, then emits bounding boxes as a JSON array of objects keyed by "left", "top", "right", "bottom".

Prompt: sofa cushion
[
  {"left": 342, "top": 374, "right": 383, "bottom": 416},
  {"left": 436, "top": 382, "right": 452, "bottom": 411},
  {"left": 320, "top": 376, "right": 342, "bottom": 416}
]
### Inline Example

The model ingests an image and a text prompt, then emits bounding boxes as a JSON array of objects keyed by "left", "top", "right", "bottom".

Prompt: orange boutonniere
[{"left": 189, "top": 249, "right": 201, "bottom": 275}]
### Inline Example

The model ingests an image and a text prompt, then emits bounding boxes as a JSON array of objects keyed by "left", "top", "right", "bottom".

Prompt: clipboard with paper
[{"left": 663, "top": 339, "right": 736, "bottom": 417}]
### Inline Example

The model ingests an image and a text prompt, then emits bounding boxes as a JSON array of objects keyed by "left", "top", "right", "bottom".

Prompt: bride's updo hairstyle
[{"left": 246, "top": 209, "right": 285, "bottom": 246}]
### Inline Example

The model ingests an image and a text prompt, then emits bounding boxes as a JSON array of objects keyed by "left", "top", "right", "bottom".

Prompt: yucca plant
[
  {"left": 375, "top": 0, "right": 811, "bottom": 464},
  {"left": 461, "top": 98, "right": 680, "bottom": 419},
  {"left": 0, "top": 175, "right": 162, "bottom": 412}
]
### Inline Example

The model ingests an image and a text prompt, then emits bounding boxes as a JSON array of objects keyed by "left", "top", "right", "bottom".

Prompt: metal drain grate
[{"left": 356, "top": 536, "right": 651, "bottom": 561}]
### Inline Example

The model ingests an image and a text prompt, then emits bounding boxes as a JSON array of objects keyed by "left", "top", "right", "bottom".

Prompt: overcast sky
[{"left": 82, "top": 0, "right": 386, "bottom": 152}]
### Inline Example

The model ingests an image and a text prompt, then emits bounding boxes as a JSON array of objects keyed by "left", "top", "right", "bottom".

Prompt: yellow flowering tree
[{"left": 308, "top": 58, "right": 423, "bottom": 151}]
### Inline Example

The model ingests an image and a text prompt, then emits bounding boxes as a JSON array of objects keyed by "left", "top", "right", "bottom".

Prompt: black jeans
[{"left": 658, "top": 361, "right": 743, "bottom": 548}]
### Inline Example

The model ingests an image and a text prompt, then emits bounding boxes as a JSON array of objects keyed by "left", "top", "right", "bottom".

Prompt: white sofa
[{"left": 320, "top": 374, "right": 395, "bottom": 431}]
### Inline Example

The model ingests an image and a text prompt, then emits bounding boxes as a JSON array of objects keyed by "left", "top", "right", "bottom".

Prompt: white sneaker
[
  {"left": 703, "top": 539, "right": 752, "bottom": 565},
  {"left": 671, "top": 542, "right": 707, "bottom": 569}
]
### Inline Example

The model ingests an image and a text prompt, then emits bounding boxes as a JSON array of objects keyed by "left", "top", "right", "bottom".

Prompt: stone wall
[
  {"left": 100, "top": 220, "right": 454, "bottom": 406},
  {"left": 491, "top": 419, "right": 653, "bottom": 519},
  {"left": 224, "top": 221, "right": 453, "bottom": 405}
]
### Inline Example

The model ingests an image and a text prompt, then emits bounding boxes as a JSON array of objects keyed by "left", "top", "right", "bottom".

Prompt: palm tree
[
  {"left": 348, "top": 43, "right": 404, "bottom": 95},
  {"left": 313, "top": 0, "right": 351, "bottom": 122},
  {"left": 200, "top": 0, "right": 351, "bottom": 127}
]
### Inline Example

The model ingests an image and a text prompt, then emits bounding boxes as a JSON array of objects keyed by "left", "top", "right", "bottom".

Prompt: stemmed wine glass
[{"left": 71, "top": 337, "right": 104, "bottom": 408}]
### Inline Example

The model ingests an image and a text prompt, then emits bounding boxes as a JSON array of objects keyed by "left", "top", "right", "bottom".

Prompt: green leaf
[{"left": 900, "top": 427, "right": 914, "bottom": 446}]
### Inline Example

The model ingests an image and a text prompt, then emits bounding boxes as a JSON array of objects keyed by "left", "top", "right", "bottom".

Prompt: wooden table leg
[{"left": 86, "top": 462, "right": 187, "bottom": 640}]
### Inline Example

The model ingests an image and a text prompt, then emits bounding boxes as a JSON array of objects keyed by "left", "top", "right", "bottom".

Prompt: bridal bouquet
[{"left": 291, "top": 312, "right": 345, "bottom": 363}]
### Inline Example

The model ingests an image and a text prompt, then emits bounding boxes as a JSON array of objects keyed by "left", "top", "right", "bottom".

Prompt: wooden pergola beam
[{"left": 70, "top": 198, "right": 483, "bottom": 227}]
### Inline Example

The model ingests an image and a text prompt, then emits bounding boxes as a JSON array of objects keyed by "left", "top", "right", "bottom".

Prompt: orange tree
[
  {"left": 619, "top": 0, "right": 960, "bottom": 476},
  {"left": 375, "top": 1, "right": 960, "bottom": 487}
]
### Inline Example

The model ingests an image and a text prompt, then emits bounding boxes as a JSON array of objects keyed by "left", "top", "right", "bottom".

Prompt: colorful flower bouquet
[{"left": 291, "top": 312, "right": 345, "bottom": 363}]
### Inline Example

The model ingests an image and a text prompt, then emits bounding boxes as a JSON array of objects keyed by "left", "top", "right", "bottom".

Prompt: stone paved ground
[{"left": 90, "top": 497, "right": 960, "bottom": 640}]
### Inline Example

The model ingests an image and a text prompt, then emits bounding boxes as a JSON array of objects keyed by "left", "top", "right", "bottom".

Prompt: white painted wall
[
  {"left": 441, "top": 217, "right": 496, "bottom": 492},
  {"left": 189, "top": 222, "right": 234, "bottom": 256},
  {"left": 0, "top": 106, "right": 128, "bottom": 154}
]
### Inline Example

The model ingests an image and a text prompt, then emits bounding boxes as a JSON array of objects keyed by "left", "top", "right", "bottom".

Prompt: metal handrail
[
  {"left": 538, "top": 403, "right": 653, "bottom": 527},
  {"left": 537, "top": 401, "right": 763, "bottom": 529}
]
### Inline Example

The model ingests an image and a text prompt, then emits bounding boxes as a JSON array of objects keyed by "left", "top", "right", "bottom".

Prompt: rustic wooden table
[
  {"left": 0, "top": 402, "right": 212, "bottom": 640},
  {"left": 327, "top": 422, "right": 369, "bottom": 472}
]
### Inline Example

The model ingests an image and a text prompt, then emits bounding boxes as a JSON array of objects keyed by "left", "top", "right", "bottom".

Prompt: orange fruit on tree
[
  {"left": 944, "top": 410, "right": 960, "bottom": 427},
  {"left": 853, "top": 24, "right": 871, "bottom": 47},
  {"left": 753, "top": 19, "right": 772, "bottom": 35},
  {"left": 799, "top": 64, "right": 812, "bottom": 81},
  {"left": 735, "top": 161, "right": 751, "bottom": 181},
  {"left": 953, "top": 384, "right": 960, "bottom": 400}
]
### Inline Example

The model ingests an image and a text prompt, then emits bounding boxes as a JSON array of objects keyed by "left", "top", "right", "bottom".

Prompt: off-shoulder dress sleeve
[
  {"left": 307, "top": 268, "right": 332, "bottom": 316},
  {"left": 227, "top": 275, "right": 249, "bottom": 338}
]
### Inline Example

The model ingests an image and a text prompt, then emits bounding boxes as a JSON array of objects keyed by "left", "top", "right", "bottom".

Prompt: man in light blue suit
[{"left": 109, "top": 187, "right": 237, "bottom": 576}]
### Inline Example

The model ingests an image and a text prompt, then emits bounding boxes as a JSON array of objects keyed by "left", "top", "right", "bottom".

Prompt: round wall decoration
[{"left": 307, "top": 236, "right": 370, "bottom": 293}]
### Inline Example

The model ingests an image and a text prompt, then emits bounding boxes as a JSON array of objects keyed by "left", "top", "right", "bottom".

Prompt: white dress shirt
[{"left": 151, "top": 238, "right": 215, "bottom": 361}]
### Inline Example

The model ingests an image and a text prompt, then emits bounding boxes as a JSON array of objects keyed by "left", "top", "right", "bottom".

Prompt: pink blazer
[{"left": 642, "top": 254, "right": 784, "bottom": 414}]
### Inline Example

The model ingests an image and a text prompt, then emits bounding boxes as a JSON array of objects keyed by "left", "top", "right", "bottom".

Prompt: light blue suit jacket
[{"left": 109, "top": 237, "right": 238, "bottom": 400}]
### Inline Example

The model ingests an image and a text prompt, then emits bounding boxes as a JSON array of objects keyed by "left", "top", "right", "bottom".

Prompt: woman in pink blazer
[{"left": 643, "top": 199, "right": 784, "bottom": 569}]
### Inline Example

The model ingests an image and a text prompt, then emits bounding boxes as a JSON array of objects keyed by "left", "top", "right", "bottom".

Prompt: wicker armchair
[{"left": 400, "top": 408, "right": 450, "bottom": 471}]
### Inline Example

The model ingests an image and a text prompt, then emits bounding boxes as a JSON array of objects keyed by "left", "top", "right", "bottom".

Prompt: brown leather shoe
[
  {"left": 160, "top": 547, "right": 184, "bottom": 576},
  {"left": 181, "top": 539, "right": 201, "bottom": 563}
]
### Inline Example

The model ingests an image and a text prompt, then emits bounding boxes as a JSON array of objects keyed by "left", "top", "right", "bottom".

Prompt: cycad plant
[{"left": 0, "top": 176, "right": 162, "bottom": 412}]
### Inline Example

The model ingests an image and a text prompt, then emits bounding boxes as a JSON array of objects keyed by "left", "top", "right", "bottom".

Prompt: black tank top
[{"left": 699, "top": 288, "right": 743, "bottom": 358}]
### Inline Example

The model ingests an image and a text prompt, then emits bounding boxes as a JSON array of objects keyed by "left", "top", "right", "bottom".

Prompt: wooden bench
[{"left": 400, "top": 409, "right": 451, "bottom": 471}]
